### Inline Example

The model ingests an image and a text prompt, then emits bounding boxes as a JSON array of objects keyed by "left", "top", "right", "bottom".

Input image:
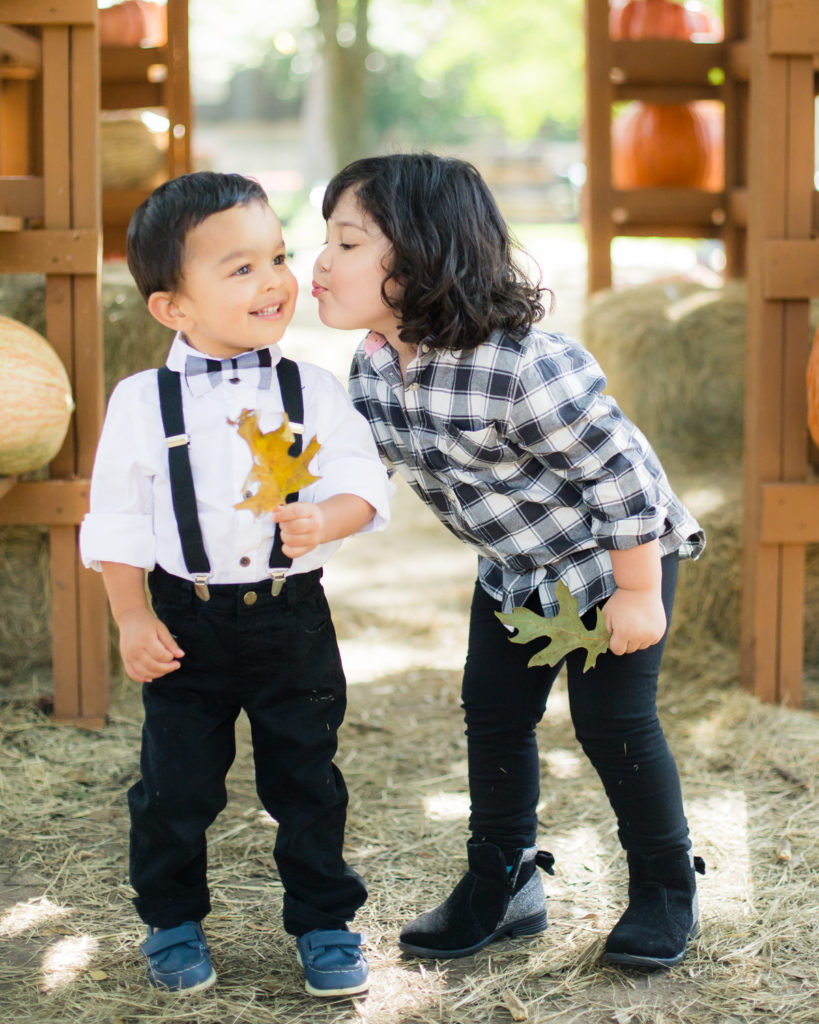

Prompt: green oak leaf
[{"left": 495, "top": 580, "right": 610, "bottom": 673}]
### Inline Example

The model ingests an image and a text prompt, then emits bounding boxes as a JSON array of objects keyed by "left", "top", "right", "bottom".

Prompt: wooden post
[
  {"left": 739, "top": 0, "right": 818, "bottom": 706},
  {"left": 583, "top": 0, "right": 614, "bottom": 294}
]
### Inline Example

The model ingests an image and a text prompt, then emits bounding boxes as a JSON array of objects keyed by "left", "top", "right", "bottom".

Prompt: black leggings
[{"left": 462, "top": 554, "right": 689, "bottom": 856}]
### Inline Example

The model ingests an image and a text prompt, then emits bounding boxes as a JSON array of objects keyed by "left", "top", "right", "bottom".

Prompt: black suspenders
[{"left": 157, "top": 357, "right": 305, "bottom": 599}]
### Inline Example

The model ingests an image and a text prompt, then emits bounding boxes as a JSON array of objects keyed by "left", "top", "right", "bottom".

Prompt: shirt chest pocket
[{"left": 437, "top": 422, "right": 508, "bottom": 470}]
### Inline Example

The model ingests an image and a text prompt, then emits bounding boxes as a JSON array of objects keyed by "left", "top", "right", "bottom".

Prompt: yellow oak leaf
[{"left": 230, "top": 409, "right": 321, "bottom": 516}]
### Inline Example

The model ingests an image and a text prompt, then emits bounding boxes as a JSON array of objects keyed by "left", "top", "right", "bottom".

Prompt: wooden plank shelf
[
  {"left": 100, "top": 0, "right": 191, "bottom": 255},
  {"left": 0, "top": 479, "right": 90, "bottom": 526},
  {"left": 583, "top": 0, "right": 749, "bottom": 293},
  {"left": 0, "top": 228, "right": 98, "bottom": 273},
  {"left": 0, "top": 0, "right": 108, "bottom": 727}
]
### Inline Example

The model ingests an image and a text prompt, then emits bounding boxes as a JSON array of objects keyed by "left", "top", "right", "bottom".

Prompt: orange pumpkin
[
  {"left": 99, "top": 1, "right": 166, "bottom": 48},
  {"left": 612, "top": 101, "right": 715, "bottom": 188},
  {"left": 610, "top": 0, "right": 723, "bottom": 41},
  {"left": 0, "top": 315, "right": 75, "bottom": 476},
  {"left": 807, "top": 325, "right": 819, "bottom": 448}
]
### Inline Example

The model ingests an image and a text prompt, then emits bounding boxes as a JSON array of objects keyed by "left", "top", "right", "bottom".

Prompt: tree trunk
[{"left": 315, "top": 0, "right": 370, "bottom": 171}]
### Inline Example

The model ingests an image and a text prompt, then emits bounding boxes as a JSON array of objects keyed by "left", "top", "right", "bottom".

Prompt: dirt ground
[{"left": 1, "top": 268, "right": 817, "bottom": 1023}]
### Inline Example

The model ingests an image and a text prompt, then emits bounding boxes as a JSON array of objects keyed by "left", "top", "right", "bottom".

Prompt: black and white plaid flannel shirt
[{"left": 349, "top": 328, "right": 705, "bottom": 615}]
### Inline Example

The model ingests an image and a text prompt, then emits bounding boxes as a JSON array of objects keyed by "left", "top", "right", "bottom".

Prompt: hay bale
[
  {"left": 101, "top": 116, "right": 166, "bottom": 191},
  {"left": 582, "top": 279, "right": 746, "bottom": 475},
  {"left": 0, "top": 527, "right": 52, "bottom": 685},
  {"left": 584, "top": 279, "right": 819, "bottom": 674},
  {"left": 0, "top": 269, "right": 169, "bottom": 688}
]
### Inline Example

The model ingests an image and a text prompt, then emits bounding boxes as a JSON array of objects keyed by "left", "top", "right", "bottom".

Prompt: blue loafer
[
  {"left": 141, "top": 921, "right": 217, "bottom": 993},
  {"left": 296, "top": 929, "right": 369, "bottom": 997}
]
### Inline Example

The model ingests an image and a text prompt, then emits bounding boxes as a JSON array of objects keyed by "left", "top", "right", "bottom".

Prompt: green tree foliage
[{"left": 418, "top": 0, "right": 584, "bottom": 139}]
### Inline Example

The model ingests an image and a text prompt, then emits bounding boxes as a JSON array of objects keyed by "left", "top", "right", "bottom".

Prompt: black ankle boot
[
  {"left": 398, "top": 840, "right": 555, "bottom": 959},
  {"left": 604, "top": 848, "right": 706, "bottom": 969}
]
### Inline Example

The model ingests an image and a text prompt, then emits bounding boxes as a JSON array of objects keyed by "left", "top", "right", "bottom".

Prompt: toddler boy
[{"left": 80, "top": 171, "right": 391, "bottom": 997}]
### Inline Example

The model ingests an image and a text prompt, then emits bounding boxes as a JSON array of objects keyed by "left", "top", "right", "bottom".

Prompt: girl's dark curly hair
[{"left": 321, "top": 153, "right": 548, "bottom": 352}]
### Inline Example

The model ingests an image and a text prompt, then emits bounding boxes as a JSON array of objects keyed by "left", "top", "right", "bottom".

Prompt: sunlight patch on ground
[
  {"left": 541, "top": 747, "right": 584, "bottom": 779},
  {"left": 548, "top": 824, "right": 611, "bottom": 886},
  {"left": 688, "top": 788, "right": 752, "bottom": 922},
  {"left": 337, "top": 638, "right": 465, "bottom": 684},
  {"left": 40, "top": 933, "right": 97, "bottom": 992},
  {"left": 0, "top": 897, "right": 68, "bottom": 937},
  {"left": 423, "top": 791, "right": 471, "bottom": 821}
]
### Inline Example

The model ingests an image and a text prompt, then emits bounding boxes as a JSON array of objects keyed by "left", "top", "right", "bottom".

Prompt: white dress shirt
[{"left": 80, "top": 334, "right": 392, "bottom": 583}]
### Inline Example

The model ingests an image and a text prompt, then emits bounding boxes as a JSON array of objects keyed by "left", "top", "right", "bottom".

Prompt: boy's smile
[{"left": 154, "top": 201, "right": 297, "bottom": 359}]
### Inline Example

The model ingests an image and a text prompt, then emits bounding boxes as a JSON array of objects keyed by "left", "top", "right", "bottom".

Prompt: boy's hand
[
  {"left": 272, "top": 502, "right": 326, "bottom": 558},
  {"left": 117, "top": 607, "right": 184, "bottom": 683},
  {"left": 602, "top": 587, "right": 666, "bottom": 656},
  {"left": 272, "top": 494, "right": 376, "bottom": 559}
]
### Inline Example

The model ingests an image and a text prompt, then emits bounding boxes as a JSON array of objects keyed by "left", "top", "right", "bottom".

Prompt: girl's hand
[
  {"left": 117, "top": 607, "right": 184, "bottom": 683},
  {"left": 602, "top": 587, "right": 666, "bottom": 656},
  {"left": 272, "top": 502, "right": 326, "bottom": 558}
]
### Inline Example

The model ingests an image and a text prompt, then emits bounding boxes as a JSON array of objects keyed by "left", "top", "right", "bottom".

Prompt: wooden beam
[
  {"left": 0, "top": 1, "right": 97, "bottom": 26},
  {"left": 610, "top": 188, "right": 726, "bottom": 229},
  {"left": 0, "top": 229, "right": 97, "bottom": 273},
  {"left": 768, "top": 0, "right": 819, "bottom": 54},
  {"left": 728, "top": 39, "right": 751, "bottom": 80},
  {"left": 764, "top": 240, "right": 819, "bottom": 298},
  {"left": 0, "top": 175, "right": 44, "bottom": 217},
  {"left": 612, "top": 83, "right": 719, "bottom": 103},
  {"left": 100, "top": 80, "right": 164, "bottom": 109},
  {"left": 610, "top": 39, "right": 725, "bottom": 86},
  {"left": 760, "top": 483, "right": 819, "bottom": 543},
  {"left": 99, "top": 46, "right": 166, "bottom": 82},
  {"left": 165, "top": 0, "right": 192, "bottom": 176},
  {"left": 0, "top": 476, "right": 18, "bottom": 500},
  {"left": 583, "top": 0, "right": 614, "bottom": 293},
  {"left": 0, "top": 25, "right": 42, "bottom": 71},
  {"left": 0, "top": 479, "right": 90, "bottom": 525}
]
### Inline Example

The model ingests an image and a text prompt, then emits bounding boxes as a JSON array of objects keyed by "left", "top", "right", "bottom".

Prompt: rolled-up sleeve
[
  {"left": 79, "top": 375, "right": 158, "bottom": 571},
  {"left": 308, "top": 372, "right": 393, "bottom": 533},
  {"left": 508, "top": 342, "right": 667, "bottom": 550}
]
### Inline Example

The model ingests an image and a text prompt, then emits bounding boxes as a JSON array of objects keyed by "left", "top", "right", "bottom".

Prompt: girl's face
[{"left": 312, "top": 187, "right": 401, "bottom": 342}]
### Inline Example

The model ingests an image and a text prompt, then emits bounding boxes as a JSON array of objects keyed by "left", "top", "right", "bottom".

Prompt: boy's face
[
  {"left": 161, "top": 201, "right": 297, "bottom": 359},
  {"left": 312, "top": 187, "right": 400, "bottom": 341}
]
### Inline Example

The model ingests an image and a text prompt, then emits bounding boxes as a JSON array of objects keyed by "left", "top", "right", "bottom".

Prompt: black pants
[
  {"left": 462, "top": 554, "right": 689, "bottom": 856},
  {"left": 128, "top": 565, "right": 367, "bottom": 934}
]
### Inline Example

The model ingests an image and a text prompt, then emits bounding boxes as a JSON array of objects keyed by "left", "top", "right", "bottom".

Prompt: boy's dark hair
[
  {"left": 126, "top": 171, "right": 269, "bottom": 300},
  {"left": 322, "top": 153, "right": 547, "bottom": 352}
]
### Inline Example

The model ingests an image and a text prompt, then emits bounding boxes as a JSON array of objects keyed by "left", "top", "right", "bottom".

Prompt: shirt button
[
  {"left": 420, "top": 344, "right": 430, "bottom": 354},
  {"left": 243, "top": 591, "right": 257, "bottom": 606},
  {"left": 239, "top": 556, "right": 251, "bottom": 567},
  {"left": 407, "top": 381, "right": 421, "bottom": 392}
]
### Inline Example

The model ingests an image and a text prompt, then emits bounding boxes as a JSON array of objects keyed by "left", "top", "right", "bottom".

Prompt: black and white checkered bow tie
[{"left": 185, "top": 348, "right": 274, "bottom": 395}]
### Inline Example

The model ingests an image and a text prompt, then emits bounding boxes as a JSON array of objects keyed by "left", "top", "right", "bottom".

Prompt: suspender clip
[
  {"left": 193, "top": 574, "right": 210, "bottom": 601},
  {"left": 165, "top": 433, "right": 190, "bottom": 448},
  {"left": 269, "top": 569, "right": 287, "bottom": 596}
]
